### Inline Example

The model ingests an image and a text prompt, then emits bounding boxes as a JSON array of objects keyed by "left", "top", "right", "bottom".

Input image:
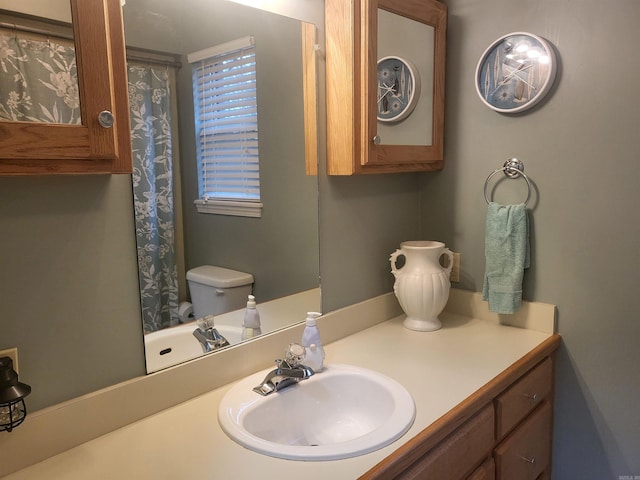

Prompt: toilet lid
[{"left": 186, "top": 265, "right": 254, "bottom": 288}]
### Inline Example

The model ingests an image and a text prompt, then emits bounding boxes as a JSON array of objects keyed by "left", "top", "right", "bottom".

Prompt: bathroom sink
[
  {"left": 218, "top": 364, "right": 415, "bottom": 460},
  {"left": 144, "top": 323, "right": 243, "bottom": 373}
]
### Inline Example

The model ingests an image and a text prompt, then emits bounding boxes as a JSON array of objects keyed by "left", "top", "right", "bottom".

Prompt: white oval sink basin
[{"left": 218, "top": 364, "right": 415, "bottom": 460}]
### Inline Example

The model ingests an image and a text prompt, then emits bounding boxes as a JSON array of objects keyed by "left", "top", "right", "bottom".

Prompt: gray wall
[
  {"left": 417, "top": 0, "right": 639, "bottom": 476},
  {"left": 0, "top": 176, "right": 145, "bottom": 410}
]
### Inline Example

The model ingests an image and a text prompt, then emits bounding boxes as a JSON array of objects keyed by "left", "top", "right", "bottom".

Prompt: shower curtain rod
[
  {"left": 0, "top": 20, "right": 71, "bottom": 40},
  {"left": 0, "top": 21, "right": 182, "bottom": 69}
]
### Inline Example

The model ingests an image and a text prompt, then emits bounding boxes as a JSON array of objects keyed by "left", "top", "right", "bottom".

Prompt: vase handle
[
  {"left": 389, "top": 249, "right": 403, "bottom": 275},
  {"left": 442, "top": 248, "right": 454, "bottom": 276}
]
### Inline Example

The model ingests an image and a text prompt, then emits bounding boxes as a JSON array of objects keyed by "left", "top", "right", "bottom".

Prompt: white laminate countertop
[{"left": 3, "top": 313, "right": 552, "bottom": 480}]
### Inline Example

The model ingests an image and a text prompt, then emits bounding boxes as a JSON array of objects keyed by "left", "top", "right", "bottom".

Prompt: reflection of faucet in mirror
[
  {"left": 253, "top": 343, "right": 314, "bottom": 396},
  {"left": 143, "top": 289, "right": 321, "bottom": 373},
  {"left": 192, "top": 316, "right": 230, "bottom": 353}
]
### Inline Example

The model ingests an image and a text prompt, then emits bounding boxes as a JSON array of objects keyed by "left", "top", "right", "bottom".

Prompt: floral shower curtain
[
  {"left": 128, "top": 64, "right": 179, "bottom": 333},
  {"left": 0, "top": 33, "right": 80, "bottom": 123},
  {"left": 0, "top": 31, "right": 179, "bottom": 333}
]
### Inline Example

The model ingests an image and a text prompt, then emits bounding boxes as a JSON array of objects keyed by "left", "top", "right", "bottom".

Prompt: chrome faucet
[
  {"left": 253, "top": 344, "right": 314, "bottom": 396},
  {"left": 192, "top": 315, "right": 230, "bottom": 353}
]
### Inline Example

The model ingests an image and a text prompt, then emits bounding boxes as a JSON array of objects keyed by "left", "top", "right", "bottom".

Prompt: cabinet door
[
  {"left": 0, "top": 0, "right": 132, "bottom": 175},
  {"left": 397, "top": 404, "right": 494, "bottom": 480},
  {"left": 325, "top": 0, "right": 447, "bottom": 175},
  {"left": 358, "top": 0, "right": 447, "bottom": 172}
]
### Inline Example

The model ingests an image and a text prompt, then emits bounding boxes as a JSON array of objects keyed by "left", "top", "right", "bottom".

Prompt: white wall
[{"left": 419, "top": 0, "right": 640, "bottom": 477}]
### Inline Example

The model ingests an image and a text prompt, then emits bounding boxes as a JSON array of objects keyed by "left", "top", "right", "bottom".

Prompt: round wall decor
[
  {"left": 377, "top": 56, "right": 421, "bottom": 123},
  {"left": 475, "top": 32, "right": 557, "bottom": 113}
]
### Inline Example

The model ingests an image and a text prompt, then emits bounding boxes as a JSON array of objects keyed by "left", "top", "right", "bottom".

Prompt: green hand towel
[{"left": 482, "top": 202, "right": 530, "bottom": 314}]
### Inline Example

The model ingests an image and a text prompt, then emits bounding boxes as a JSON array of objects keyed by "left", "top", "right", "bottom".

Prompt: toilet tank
[{"left": 186, "top": 266, "right": 254, "bottom": 319}]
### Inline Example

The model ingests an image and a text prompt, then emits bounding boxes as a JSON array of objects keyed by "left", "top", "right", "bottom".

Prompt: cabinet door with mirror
[
  {"left": 326, "top": 0, "right": 446, "bottom": 174},
  {"left": 0, "top": 0, "right": 132, "bottom": 175}
]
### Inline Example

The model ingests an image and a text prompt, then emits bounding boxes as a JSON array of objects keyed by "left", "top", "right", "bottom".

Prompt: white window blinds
[{"left": 188, "top": 36, "right": 262, "bottom": 216}]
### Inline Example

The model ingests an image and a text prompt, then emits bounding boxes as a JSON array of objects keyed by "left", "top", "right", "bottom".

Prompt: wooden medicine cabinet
[
  {"left": 0, "top": 0, "right": 132, "bottom": 175},
  {"left": 325, "top": 0, "right": 447, "bottom": 174}
]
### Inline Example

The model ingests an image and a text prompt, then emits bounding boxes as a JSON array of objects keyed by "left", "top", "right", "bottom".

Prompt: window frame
[{"left": 188, "top": 36, "right": 263, "bottom": 217}]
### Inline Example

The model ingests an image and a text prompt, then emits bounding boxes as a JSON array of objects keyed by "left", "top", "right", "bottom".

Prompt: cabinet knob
[
  {"left": 372, "top": 135, "right": 381, "bottom": 145},
  {"left": 98, "top": 110, "right": 114, "bottom": 128},
  {"left": 521, "top": 393, "right": 538, "bottom": 402},
  {"left": 520, "top": 456, "right": 536, "bottom": 464}
]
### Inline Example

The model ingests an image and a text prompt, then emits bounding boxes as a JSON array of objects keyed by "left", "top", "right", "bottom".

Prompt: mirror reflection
[
  {"left": 376, "top": 9, "right": 434, "bottom": 146},
  {"left": 0, "top": 5, "right": 79, "bottom": 124},
  {"left": 121, "top": 0, "right": 320, "bottom": 371}
]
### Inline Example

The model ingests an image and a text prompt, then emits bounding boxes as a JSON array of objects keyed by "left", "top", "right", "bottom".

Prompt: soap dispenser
[
  {"left": 241, "top": 295, "right": 262, "bottom": 341},
  {"left": 300, "top": 312, "right": 325, "bottom": 372}
]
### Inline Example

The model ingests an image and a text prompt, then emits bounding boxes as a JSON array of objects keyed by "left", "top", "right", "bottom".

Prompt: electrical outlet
[
  {"left": 450, "top": 252, "right": 461, "bottom": 282},
  {"left": 0, "top": 348, "right": 18, "bottom": 374}
]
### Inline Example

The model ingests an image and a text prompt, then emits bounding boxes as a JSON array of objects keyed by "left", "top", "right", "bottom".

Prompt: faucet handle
[
  {"left": 284, "top": 343, "right": 306, "bottom": 367},
  {"left": 196, "top": 315, "right": 216, "bottom": 330}
]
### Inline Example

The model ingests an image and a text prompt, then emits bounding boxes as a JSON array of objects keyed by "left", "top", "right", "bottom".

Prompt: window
[{"left": 188, "top": 36, "right": 262, "bottom": 217}]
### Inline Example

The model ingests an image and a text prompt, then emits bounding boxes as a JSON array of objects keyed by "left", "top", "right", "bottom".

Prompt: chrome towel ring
[{"left": 483, "top": 158, "right": 532, "bottom": 206}]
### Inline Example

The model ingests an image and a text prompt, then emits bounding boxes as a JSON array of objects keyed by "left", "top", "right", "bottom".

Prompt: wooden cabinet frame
[
  {"left": 326, "top": 0, "right": 447, "bottom": 175},
  {"left": 0, "top": 0, "right": 132, "bottom": 175}
]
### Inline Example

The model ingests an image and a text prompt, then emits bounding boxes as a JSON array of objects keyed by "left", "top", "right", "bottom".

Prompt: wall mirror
[
  {"left": 376, "top": 10, "right": 434, "bottom": 146},
  {"left": 361, "top": 0, "right": 446, "bottom": 168},
  {"left": 0, "top": 0, "right": 321, "bottom": 373},
  {"left": 121, "top": 0, "right": 321, "bottom": 372}
]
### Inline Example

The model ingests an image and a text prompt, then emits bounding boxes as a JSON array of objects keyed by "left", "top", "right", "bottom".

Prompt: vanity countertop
[{"left": 2, "top": 310, "right": 554, "bottom": 480}]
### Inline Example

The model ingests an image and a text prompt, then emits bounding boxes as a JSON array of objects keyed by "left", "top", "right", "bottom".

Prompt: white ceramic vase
[{"left": 390, "top": 241, "right": 454, "bottom": 332}]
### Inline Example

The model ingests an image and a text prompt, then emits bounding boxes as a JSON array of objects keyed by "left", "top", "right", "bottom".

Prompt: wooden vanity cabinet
[
  {"left": 359, "top": 335, "right": 560, "bottom": 480},
  {"left": 325, "top": 0, "right": 447, "bottom": 175},
  {"left": 0, "top": 0, "right": 132, "bottom": 175},
  {"left": 395, "top": 404, "right": 494, "bottom": 479}
]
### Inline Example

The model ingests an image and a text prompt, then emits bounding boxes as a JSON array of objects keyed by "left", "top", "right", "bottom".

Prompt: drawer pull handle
[
  {"left": 521, "top": 393, "right": 538, "bottom": 402},
  {"left": 520, "top": 456, "right": 536, "bottom": 464}
]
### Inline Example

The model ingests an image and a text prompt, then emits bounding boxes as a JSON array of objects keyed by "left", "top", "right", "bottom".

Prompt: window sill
[{"left": 194, "top": 199, "right": 262, "bottom": 218}]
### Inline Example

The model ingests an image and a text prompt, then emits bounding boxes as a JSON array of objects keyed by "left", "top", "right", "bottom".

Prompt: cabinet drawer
[
  {"left": 495, "top": 401, "right": 552, "bottom": 480},
  {"left": 496, "top": 358, "right": 552, "bottom": 440},
  {"left": 467, "top": 457, "right": 495, "bottom": 480},
  {"left": 398, "top": 404, "right": 494, "bottom": 480}
]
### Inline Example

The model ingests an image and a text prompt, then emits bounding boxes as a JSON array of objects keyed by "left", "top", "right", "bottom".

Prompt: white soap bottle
[
  {"left": 301, "top": 312, "right": 325, "bottom": 372},
  {"left": 241, "top": 295, "right": 262, "bottom": 341}
]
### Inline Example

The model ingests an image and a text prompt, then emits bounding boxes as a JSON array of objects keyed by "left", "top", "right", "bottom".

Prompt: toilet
[{"left": 186, "top": 265, "right": 254, "bottom": 319}]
